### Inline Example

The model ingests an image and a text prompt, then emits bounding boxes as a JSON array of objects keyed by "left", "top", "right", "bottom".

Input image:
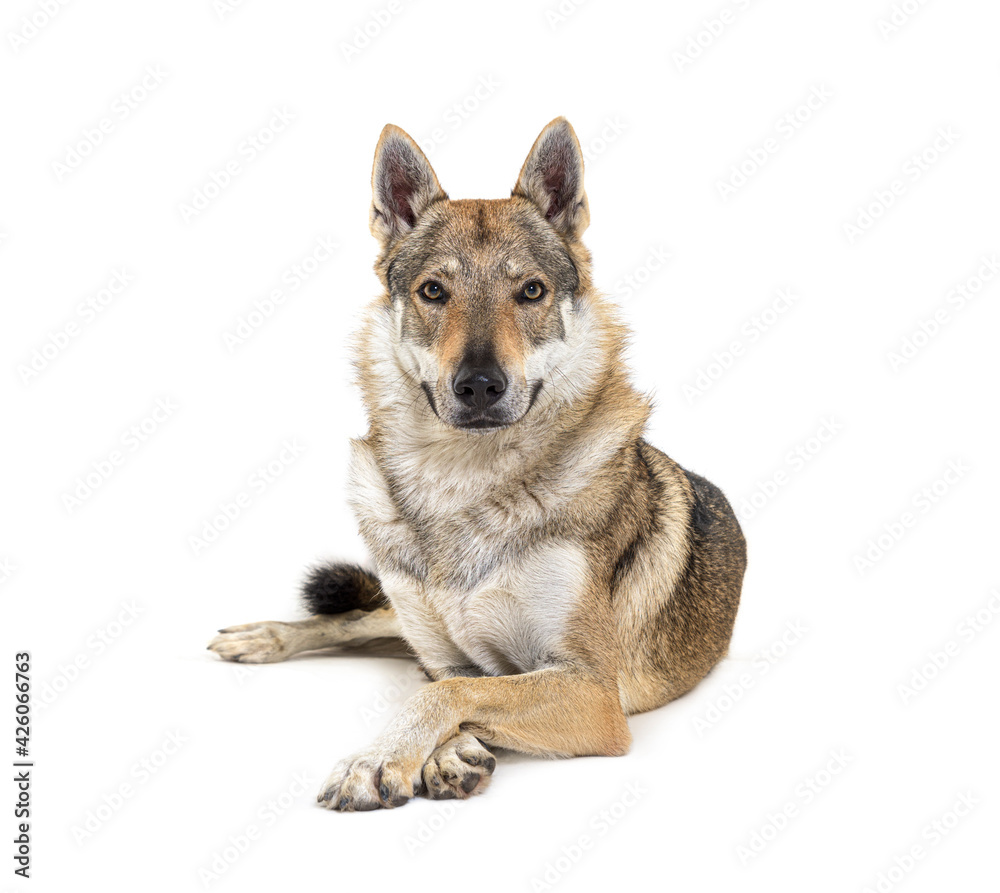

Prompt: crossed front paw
[
  {"left": 317, "top": 751, "right": 420, "bottom": 811},
  {"left": 421, "top": 732, "right": 495, "bottom": 800},
  {"left": 317, "top": 733, "right": 495, "bottom": 811}
]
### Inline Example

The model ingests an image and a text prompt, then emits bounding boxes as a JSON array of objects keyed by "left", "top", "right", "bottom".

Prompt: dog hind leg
[
  {"left": 207, "top": 608, "right": 403, "bottom": 663},
  {"left": 208, "top": 563, "right": 404, "bottom": 663}
]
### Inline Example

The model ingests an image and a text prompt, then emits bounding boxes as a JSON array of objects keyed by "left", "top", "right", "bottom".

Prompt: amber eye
[
  {"left": 420, "top": 281, "right": 446, "bottom": 301},
  {"left": 521, "top": 281, "right": 545, "bottom": 301}
]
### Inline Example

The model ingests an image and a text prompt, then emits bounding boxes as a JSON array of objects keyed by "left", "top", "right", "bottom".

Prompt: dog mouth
[
  {"left": 455, "top": 418, "right": 511, "bottom": 430},
  {"left": 449, "top": 407, "right": 518, "bottom": 431},
  {"left": 421, "top": 381, "right": 543, "bottom": 431}
]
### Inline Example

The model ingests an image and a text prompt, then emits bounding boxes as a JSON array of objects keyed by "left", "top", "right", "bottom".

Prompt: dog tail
[{"left": 300, "top": 563, "right": 386, "bottom": 615}]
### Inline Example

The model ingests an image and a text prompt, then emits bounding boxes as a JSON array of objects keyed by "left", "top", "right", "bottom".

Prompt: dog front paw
[
  {"left": 421, "top": 732, "right": 495, "bottom": 799},
  {"left": 317, "top": 751, "right": 421, "bottom": 811},
  {"left": 207, "top": 621, "right": 297, "bottom": 663}
]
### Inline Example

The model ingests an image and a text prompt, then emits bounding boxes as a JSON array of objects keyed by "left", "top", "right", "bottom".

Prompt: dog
[{"left": 208, "top": 118, "right": 747, "bottom": 811}]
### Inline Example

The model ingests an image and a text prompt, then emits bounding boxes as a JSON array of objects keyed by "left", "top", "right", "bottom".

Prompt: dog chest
[
  {"left": 430, "top": 541, "right": 589, "bottom": 675},
  {"left": 348, "top": 438, "right": 592, "bottom": 673},
  {"left": 348, "top": 437, "right": 549, "bottom": 584}
]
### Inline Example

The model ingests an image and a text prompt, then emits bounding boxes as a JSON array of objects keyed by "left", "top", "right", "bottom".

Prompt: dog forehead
[
  {"left": 428, "top": 200, "right": 538, "bottom": 268},
  {"left": 386, "top": 197, "right": 579, "bottom": 298},
  {"left": 437, "top": 198, "right": 530, "bottom": 236},
  {"left": 427, "top": 253, "right": 528, "bottom": 282},
  {"left": 398, "top": 198, "right": 572, "bottom": 284}
]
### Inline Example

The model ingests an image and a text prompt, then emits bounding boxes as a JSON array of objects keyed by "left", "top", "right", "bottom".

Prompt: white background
[{"left": 2, "top": 0, "right": 998, "bottom": 890}]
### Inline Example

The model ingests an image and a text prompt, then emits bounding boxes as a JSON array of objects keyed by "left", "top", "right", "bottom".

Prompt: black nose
[{"left": 453, "top": 362, "right": 507, "bottom": 410}]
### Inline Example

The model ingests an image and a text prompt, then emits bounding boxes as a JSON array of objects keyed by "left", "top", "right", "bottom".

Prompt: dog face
[{"left": 368, "top": 119, "right": 592, "bottom": 432}]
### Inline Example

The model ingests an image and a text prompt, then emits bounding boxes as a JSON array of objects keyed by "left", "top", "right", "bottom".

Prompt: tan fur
[{"left": 208, "top": 118, "right": 746, "bottom": 810}]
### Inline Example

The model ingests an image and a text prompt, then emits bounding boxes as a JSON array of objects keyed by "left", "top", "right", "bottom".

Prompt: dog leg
[
  {"left": 207, "top": 607, "right": 401, "bottom": 663},
  {"left": 317, "top": 666, "right": 629, "bottom": 810}
]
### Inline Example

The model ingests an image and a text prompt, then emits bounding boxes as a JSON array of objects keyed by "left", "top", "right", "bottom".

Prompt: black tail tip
[{"left": 300, "top": 563, "right": 384, "bottom": 615}]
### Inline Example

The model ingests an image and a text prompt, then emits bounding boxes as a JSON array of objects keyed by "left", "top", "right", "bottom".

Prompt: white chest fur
[
  {"left": 432, "top": 541, "right": 589, "bottom": 675},
  {"left": 348, "top": 435, "right": 592, "bottom": 675}
]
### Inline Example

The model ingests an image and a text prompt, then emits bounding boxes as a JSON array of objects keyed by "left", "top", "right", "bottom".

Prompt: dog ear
[
  {"left": 370, "top": 124, "right": 447, "bottom": 245},
  {"left": 513, "top": 117, "right": 590, "bottom": 240}
]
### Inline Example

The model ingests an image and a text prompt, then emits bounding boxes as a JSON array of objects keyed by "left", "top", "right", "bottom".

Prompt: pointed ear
[
  {"left": 370, "top": 124, "right": 447, "bottom": 246},
  {"left": 512, "top": 117, "right": 589, "bottom": 240}
]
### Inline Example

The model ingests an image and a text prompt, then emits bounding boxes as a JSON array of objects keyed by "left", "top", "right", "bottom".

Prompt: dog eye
[
  {"left": 521, "top": 281, "right": 545, "bottom": 301},
  {"left": 420, "top": 281, "right": 446, "bottom": 301}
]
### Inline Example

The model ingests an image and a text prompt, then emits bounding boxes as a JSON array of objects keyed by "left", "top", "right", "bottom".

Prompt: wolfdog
[{"left": 209, "top": 118, "right": 747, "bottom": 810}]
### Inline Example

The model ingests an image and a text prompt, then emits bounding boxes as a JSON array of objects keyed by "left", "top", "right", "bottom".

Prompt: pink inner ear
[
  {"left": 388, "top": 167, "right": 416, "bottom": 228},
  {"left": 540, "top": 144, "right": 575, "bottom": 221},
  {"left": 543, "top": 166, "right": 566, "bottom": 221}
]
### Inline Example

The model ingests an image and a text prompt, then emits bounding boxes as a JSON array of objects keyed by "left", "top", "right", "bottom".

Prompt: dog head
[{"left": 367, "top": 118, "right": 594, "bottom": 432}]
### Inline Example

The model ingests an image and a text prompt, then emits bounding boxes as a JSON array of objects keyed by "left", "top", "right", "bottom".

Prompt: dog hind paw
[{"left": 206, "top": 621, "right": 296, "bottom": 663}]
